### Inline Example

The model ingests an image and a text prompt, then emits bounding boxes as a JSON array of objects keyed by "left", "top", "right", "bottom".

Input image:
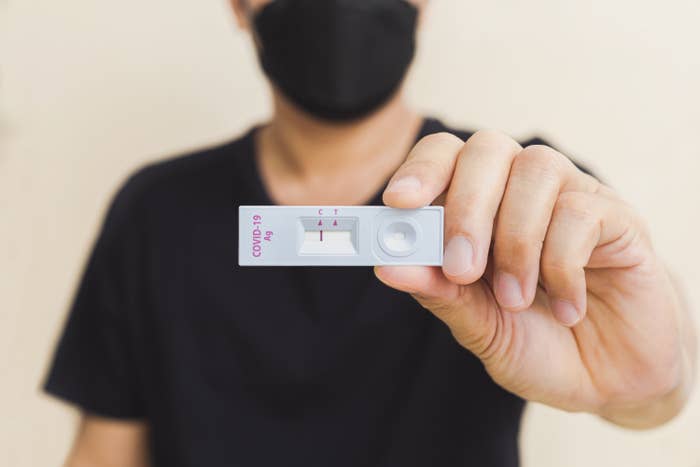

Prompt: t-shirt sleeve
[{"left": 43, "top": 173, "right": 150, "bottom": 419}]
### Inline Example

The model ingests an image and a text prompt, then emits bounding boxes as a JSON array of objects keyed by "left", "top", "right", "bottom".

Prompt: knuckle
[
  {"left": 521, "top": 144, "right": 562, "bottom": 160},
  {"left": 417, "top": 131, "right": 464, "bottom": 150},
  {"left": 496, "top": 233, "right": 541, "bottom": 270},
  {"left": 467, "top": 129, "right": 521, "bottom": 153},
  {"left": 581, "top": 171, "right": 604, "bottom": 194},
  {"left": 540, "top": 255, "right": 577, "bottom": 284},
  {"left": 407, "top": 157, "right": 452, "bottom": 180},
  {"left": 445, "top": 193, "right": 486, "bottom": 227},
  {"left": 514, "top": 145, "right": 565, "bottom": 182},
  {"left": 554, "top": 192, "right": 597, "bottom": 224},
  {"left": 540, "top": 250, "right": 574, "bottom": 273}
]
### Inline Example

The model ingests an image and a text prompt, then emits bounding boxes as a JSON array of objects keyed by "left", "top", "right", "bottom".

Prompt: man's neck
[{"left": 257, "top": 91, "right": 423, "bottom": 205}]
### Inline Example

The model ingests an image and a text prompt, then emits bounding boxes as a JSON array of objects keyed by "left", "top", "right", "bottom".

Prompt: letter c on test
[{"left": 318, "top": 208, "right": 323, "bottom": 215}]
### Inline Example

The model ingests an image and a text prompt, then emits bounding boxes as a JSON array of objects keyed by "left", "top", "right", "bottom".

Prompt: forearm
[{"left": 65, "top": 415, "right": 150, "bottom": 467}]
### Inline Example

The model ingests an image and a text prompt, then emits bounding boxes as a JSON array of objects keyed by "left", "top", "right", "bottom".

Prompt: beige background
[{"left": 2, "top": 0, "right": 699, "bottom": 465}]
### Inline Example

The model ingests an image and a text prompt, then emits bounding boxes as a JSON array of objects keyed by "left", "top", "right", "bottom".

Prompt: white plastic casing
[{"left": 238, "top": 206, "right": 444, "bottom": 266}]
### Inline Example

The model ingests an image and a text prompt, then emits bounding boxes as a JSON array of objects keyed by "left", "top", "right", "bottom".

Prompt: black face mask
[{"left": 251, "top": 0, "right": 418, "bottom": 121}]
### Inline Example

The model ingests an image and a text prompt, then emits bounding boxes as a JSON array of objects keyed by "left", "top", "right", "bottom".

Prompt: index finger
[{"left": 383, "top": 132, "right": 464, "bottom": 208}]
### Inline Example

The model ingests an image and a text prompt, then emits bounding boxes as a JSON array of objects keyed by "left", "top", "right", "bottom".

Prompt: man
[{"left": 45, "top": 0, "right": 696, "bottom": 466}]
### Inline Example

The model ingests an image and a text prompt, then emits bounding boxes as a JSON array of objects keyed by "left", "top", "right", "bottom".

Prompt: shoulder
[
  {"left": 122, "top": 129, "right": 253, "bottom": 203},
  {"left": 106, "top": 128, "right": 255, "bottom": 224}
]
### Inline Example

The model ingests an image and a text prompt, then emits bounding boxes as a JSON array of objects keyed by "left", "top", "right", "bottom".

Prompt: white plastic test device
[{"left": 238, "top": 206, "right": 444, "bottom": 266}]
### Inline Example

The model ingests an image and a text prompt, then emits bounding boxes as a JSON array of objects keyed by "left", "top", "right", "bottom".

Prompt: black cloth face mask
[{"left": 251, "top": 0, "right": 418, "bottom": 121}]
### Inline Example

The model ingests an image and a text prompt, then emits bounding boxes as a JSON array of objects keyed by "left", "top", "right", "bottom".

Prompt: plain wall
[{"left": 1, "top": 0, "right": 699, "bottom": 465}]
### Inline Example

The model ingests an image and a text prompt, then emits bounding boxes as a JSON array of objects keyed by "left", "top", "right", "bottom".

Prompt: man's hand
[{"left": 375, "top": 130, "right": 696, "bottom": 428}]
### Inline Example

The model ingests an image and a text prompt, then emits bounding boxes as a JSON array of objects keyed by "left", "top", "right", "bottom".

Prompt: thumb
[{"left": 374, "top": 266, "right": 501, "bottom": 359}]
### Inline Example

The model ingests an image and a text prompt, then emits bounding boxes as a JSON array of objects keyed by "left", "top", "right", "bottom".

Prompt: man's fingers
[
  {"left": 383, "top": 132, "right": 464, "bottom": 208},
  {"left": 492, "top": 145, "right": 600, "bottom": 312},
  {"left": 540, "top": 192, "right": 600, "bottom": 326},
  {"left": 442, "top": 130, "right": 521, "bottom": 284},
  {"left": 541, "top": 191, "right": 642, "bottom": 326}
]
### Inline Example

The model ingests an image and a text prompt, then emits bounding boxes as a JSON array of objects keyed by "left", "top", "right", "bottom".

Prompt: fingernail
[
  {"left": 551, "top": 299, "right": 580, "bottom": 327},
  {"left": 443, "top": 236, "right": 474, "bottom": 276},
  {"left": 495, "top": 272, "right": 524, "bottom": 308},
  {"left": 386, "top": 176, "right": 422, "bottom": 193}
]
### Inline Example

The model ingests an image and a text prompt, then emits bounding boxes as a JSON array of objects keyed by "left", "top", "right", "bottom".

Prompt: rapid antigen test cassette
[{"left": 238, "top": 206, "right": 444, "bottom": 266}]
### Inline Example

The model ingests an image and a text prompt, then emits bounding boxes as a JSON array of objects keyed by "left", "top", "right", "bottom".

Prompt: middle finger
[{"left": 492, "top": 145, "right": 599, "bottom": 312}]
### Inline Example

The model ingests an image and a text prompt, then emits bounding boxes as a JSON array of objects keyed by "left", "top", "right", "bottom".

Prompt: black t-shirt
[{"left": 46, "top": 118, "right": 554, "bottom": 467}]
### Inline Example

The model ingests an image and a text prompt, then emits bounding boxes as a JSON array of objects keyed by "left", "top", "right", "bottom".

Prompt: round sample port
[{"left": 378, "top": 217, "right": 420, "bottom": 257}]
